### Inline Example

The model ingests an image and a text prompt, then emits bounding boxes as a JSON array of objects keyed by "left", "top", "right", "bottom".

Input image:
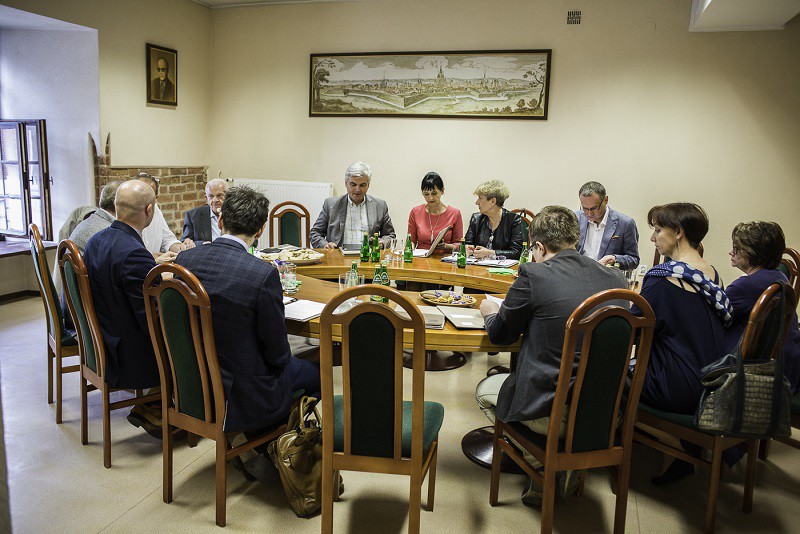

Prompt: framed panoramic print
[
  {"left": 147, "top": 43, "right": 178, "bottom": 106},
  {"left": 310, "top": 49, "right": 550, "bottom": 120}
]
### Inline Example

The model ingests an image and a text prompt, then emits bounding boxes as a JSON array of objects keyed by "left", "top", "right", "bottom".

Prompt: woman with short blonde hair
[{"left": 464, "top": 179, "right": 523, "bottom": 259}]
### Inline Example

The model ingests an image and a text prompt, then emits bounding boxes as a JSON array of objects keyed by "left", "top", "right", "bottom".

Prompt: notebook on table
[
  {"left": 394, "top": 305, "right": 445, "bottom": 329},
  {"left": 339, "top": 243, "right": 362, "bottom": 256},
  {"left": 438, "top": 306, "right": 485, "bottom": 329},
  {"left": 413, "top": 225, "right": 452, "bottom": 257}
]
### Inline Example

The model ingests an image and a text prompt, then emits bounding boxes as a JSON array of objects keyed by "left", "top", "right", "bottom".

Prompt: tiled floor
[{"left": 2, "top": 296, "right": 799, "bottom": 533}]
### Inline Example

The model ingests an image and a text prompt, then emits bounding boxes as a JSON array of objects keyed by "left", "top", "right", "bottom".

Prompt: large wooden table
[{"left": 284, "top": 249, "right": 521, "bottom": 354}]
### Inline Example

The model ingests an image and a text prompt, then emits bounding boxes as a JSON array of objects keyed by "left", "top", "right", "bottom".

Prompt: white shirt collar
[
  {"left": 219, "top": 234, "right": 249, "bottom": 250},
  {"left": 209, "top": 206, "right": 218, "bottom": 220},
  {"left": 346, "top": 194, "right": 366, "bottom": 208}
]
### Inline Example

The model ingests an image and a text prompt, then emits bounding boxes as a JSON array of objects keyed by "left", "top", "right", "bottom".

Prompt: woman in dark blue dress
[
  {"left": 726, "top": 221, "right": 800, "bottom": 393},
  {"left": 634, "top": 203, "right": 732, "bottom": 484}
]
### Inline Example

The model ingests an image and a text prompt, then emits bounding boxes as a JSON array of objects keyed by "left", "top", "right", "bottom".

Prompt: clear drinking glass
[
  {"left": 338, "top": 272, "right": 365, "bottom": 291},
  {"left": 386, "top": 238, "right": 398, "bottom": 261},
  {"left": 282, "top": 263, "right": 298, "bottom": 294},
  {"left": 392, "top": 238, "right": 405, "bottom": 264}
]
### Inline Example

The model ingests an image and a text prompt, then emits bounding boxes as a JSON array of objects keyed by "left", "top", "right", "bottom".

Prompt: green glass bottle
[
  {"left": 379, "top": 261, "right": 390, "bottom": 302},
  {"left": 370, "top": 264, "right": 384, "bottom": 302},
  {"left": 403, "top": 234, "right": 414, "bottom": 263},
  {"left": 370, "top": 232, "right": 381, "bottom": 262},
  {"left": 457, "top": 238, "right": 467, "bottom": 268},
  {"left": 519, "top": 241, "right": 529, "bottom": 265},
  {"left": 360, "top": 232, "right": 370, "bottom": 262}
]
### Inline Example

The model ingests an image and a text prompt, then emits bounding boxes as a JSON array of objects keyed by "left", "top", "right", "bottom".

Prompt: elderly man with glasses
[{"left": 575, "top": 181, "right": 639, "bottom": 269}]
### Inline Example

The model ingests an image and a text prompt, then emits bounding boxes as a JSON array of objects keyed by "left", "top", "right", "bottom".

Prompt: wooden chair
[
  {"left": 268, "top": 200, "right": 311, "bottom": 248},
  {"left": 511, "top": 208, "right": 536, "bottom": 241},
  {"left": 489, "top": 289, "right": 656, "bottom": 534},
  {"left": 58, "top": 240, "right": 159, "bottom": 468},
  {"left": 653, "top": 242, "right": 703, "bottom": 267},
  {"left": 633, "top": 281, "right": 794, "bottom": 533},
  {"left": 28, "top": 224, "right": 79, "bottom": 423},
  {"left": 319, "top": 285, "right": 444, "bottom": 534},
  {"left": 777, "top": 247, "right": 800, "bottom": 305},
  {"left": 143, "top": 263, "right": 287, "bottom": 527}
]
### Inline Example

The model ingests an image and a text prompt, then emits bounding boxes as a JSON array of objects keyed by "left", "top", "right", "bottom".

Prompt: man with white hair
[
  {"left": 310, "top": 161, "right": 396, "bottom": 249},
  {"left": 182, "top": 178, "right": 228, "bottom": 243}
]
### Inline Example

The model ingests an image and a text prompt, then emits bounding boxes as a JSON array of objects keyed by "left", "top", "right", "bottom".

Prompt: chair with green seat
[
  {"left": 29, "top": 223, "right": 79, "bottom": 424},
  {"left": 777, "top": 247, "right": 800, "bottom": 306},
  {"left": 511, "top": 208, "right": 536, "bottom": 241},
  {"left": 58, "top": 240, "right": 160, "bottom": 468},
  {"left": 319, "top": 284, "right": 443, "bottom": 534},
  {"left": 634, "top": 281, "right": 794, "bottom": 533},
  {"left": 488, "top": 289, "right": 655, "bottom": 534},
  {"left": 143, "top": 263, "right": 288, "bottom": 527},
  {"left": 268, "top": 200, "right": 311, "bottom": 248}
]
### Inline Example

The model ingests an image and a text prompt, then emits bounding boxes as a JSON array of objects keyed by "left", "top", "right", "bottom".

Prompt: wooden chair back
[
  {"left": 652, "top": 242, "right": 703, "bottom": 267},
  {"left": 777, "top": 247, "right": 800, "bottom": 305},
  {"left": 58, "top": 240, "right": 105, "bottom": 379},
  {"left": 29, "top": 224, "right": 66, "bottom": 343},
  {"left": 268, "top": 200, "right": 311, "bottom": 248},
  {"left": 320, "top": 285, "right": 427, "bottom": 464},
  {"left": 511, "top": 208, "right": 536, "bottom": 241},
  {"left": 740, "top": 281, "right": 796, "bottom": 361}
]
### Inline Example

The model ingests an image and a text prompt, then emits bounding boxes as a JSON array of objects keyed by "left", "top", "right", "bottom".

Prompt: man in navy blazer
[
  {"left": 181, "top": 178, "right": 228, "bottom": 243},
  {"left": 575, "top": 181, "right": 640, "bottom": 270},
  {"left": 175, "top": 185, "right": 319, "bottom": 433},
  {"left": 84, "top": 180, "right": 161, "bottom": 391}
]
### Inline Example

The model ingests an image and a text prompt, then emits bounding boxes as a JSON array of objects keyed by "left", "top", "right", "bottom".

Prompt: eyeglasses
[
  {"left": 580, "top": 202, "right": 604, "bottom": 214},
  {"left": 156, "top": 67, "right": 167, "bottom": 72}
]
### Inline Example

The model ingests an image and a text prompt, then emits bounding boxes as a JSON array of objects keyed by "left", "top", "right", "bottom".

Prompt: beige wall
[
  {"left": 0, "top": 0, "right": 212, "bottom": 167},
  {"left": 207, "top": 0, "right": 800, "bottom": 283}
]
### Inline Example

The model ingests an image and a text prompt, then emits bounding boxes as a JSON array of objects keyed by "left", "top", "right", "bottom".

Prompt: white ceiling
[
  {"left": 690, "top": 0, "right": 800, "bottom": 31},
  {"left": 189, "top": 0, "right": 358, "bottom": 7}
]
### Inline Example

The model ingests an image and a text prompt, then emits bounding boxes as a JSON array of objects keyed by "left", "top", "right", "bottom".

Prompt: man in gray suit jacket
[
  {"left": 575, "top": 181, "right": 639, "bottom": 270},
  {"left": 310, "top": 161, "right": 396, "bottom": 249},
  {"left": 475, "top": 206, "right": 626, "bottom": 506}
]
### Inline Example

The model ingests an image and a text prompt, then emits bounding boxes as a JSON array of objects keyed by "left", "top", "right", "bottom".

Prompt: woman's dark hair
[
  {"left": 647, "top": 203, "right": 708, "bottom": 250},
  {"left": 421, "top": 172, "right": 444, "bottom": 192},
  {"left": 732, "top": 221, "right": 785, "bottom": 270},
  {"left": 220, "top": 185, "right": 270, "bottom": 236}
]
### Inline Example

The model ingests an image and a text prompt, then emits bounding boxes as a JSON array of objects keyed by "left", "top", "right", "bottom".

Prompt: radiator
[{"left": 230, "top": 178, "right": 333, "bottom": 248}]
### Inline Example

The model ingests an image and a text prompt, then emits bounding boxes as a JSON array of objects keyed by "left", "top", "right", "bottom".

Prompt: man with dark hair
[
  {"left": 575, "top": 181, "right": 640, "bottom": 269},
  {"left": 175, "top": 186, "right": 319, "bottom": 436},
  {"left": 475, "top": 205, "right": 627, "bottom": 507}
]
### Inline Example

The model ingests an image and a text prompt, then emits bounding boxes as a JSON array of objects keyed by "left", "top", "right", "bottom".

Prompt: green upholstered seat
[
  {"left": 638, "top": 402, "right": 696, "bottom": 429},
  {"left": 279, "top": 212, "right": 302, "bottom": 247},
  {"left": 791, "top": 392, "right": 800, "bottom": 415},
  {"left": 332, "top": 395, "right": 444, "bottom": 457}
]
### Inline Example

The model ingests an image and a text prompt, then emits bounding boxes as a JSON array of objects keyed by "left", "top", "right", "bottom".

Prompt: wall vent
[{"left": 567, "top": 10, "right": 582, "bottom": 25}]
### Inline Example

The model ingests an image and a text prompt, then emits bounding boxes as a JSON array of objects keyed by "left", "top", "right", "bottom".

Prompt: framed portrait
[
  {"left": 146, "top": 43, "right": 178, "bottom": 106},
  {"left": 310, "top": 49, "right": 551, "bottom": 120}
]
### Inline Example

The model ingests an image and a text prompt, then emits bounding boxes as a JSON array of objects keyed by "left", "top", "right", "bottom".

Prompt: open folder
[{"left": 413, "top": 225, "right": 452, "bottom": 257}]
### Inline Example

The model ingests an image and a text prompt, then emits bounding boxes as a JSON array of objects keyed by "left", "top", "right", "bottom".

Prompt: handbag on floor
[
  {"left": 695, "top": 285, "right": 792, "bottom": 439},
  {"left": 267, "top": 396, "right": 340, "bottom": 517}
]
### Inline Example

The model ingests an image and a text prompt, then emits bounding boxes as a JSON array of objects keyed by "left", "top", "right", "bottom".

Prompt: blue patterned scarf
[{"left": 646, "top": 260, "right": 733, "bottom": 326}]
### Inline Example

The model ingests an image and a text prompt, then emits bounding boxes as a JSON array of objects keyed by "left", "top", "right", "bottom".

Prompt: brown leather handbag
[{"left": 267, "top": 396, "right": 340, "bottom": 517}]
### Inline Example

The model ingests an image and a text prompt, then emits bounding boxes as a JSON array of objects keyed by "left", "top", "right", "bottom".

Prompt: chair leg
[
  {"left": 332, "top": 471, "right": 341, "bottom": 503},
  {"left": 216, "top": 438, "right": 227, "bottom": 527},
  {"left": 47, "top": 342, "right": 54, "bottom": 405},
  {"left": 408, "top": 471, "right": 422, "bottom": 534},
  {"left": 321, "top": 452, "right": 334, "bottom": 534},
  {"left": 743, "top": 440, "right": 758, "bottom": 513},
  {"left": 163, "top": 417, "right": 173, "bottom": 504},
  {"left": 427, "top": 445, "right": 438, "bottom": 511},
  {"left": 55, "top": 347, "right": 63, "bottom": 424},
  {"left": 102, "top": 387, "right": 111, "bottom": 468},
  {"left": 758, "top": 438, "right": 771, "bottom": 461},
  {"left": 613, "top": 456, "right": 631, "bottom": 534},
  {"left": 80, "top": 376, "right": 88, "bottom": 446},
  {"left": 705, "top": 439, "right": 724, "bottom": 534},
  {"left": 541, "top": 466, "right": 557, "bottom": 534},
  {"left": 188, "top": 432, "right": 198, "bottom": 448},
  {"left": 489, "top": 426, "right": 502, "bottom": 506}
]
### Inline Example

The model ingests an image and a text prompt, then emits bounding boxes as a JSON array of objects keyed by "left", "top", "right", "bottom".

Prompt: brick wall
[{"left": 91, "top": 134, "right": 208, "bottom": 236}]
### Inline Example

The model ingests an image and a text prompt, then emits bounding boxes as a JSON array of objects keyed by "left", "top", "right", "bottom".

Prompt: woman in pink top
[{"left": 407, "top": 172, "right": 464, "bottom": 252}]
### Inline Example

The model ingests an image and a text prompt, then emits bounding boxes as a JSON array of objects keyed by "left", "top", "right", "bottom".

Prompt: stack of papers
[
  {"left": 284, "top": 299, "right": 326, "bottom": 322},
  {"left": 394, "top": 305, "right": 445, "bottom": 329},
  {"left": 441, "top": 256, "right": 519, "bottom": 267}
]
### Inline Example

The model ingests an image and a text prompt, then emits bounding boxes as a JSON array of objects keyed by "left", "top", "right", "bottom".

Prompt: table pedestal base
[
  {"left": 461, "top": 426, "right": 525, "bottom": 474},
  {"left": 402, "top": 350, "right": 466, "bottom": 371}
]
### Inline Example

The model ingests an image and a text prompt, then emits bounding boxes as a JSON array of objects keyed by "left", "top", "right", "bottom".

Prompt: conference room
[{"left": 0, "top": 0, "right": 799, "bottom": 532}]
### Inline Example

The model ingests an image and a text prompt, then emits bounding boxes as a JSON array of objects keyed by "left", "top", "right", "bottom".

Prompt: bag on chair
[
  {"left": 267, "top": 396, "right": 340, "bottom": 517},
  {"left": 695, "top": 285, "right": 792, "bottom": 439}
]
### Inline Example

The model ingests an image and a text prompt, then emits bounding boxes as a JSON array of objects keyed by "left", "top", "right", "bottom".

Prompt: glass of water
[
  {"left": 281, "top": 262, "right": 298, "bottom": 294},
  {"left": 386, "top": 238, "right": 398, "bottom": 261}
]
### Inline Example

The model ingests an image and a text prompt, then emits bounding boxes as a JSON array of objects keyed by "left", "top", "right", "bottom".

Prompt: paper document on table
[
  {"left": 413, "top": 248, "right": 430, "bottom": 257},
  {"left": 283, "top": 296, "right": 298, "bottom": 305},
  {"left": 484, "top": 294, "right": 505, "bottom": 307},
  {"left": 439, "top": 306, "right": 485, "bottom": 329},
  {"left": 394, "top": 305, "right": 445, "bottom": 329},
  {"left": 475, "top": 258, "right": 519, "bottom": 267},
  {"left": 284, "top": 300, "right": 326, "bottom": 322}
]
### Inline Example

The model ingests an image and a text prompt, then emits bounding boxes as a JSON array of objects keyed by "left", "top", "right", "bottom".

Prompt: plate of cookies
[{"left": 419, "top": 290, "right": 477, "bottom": 307}]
